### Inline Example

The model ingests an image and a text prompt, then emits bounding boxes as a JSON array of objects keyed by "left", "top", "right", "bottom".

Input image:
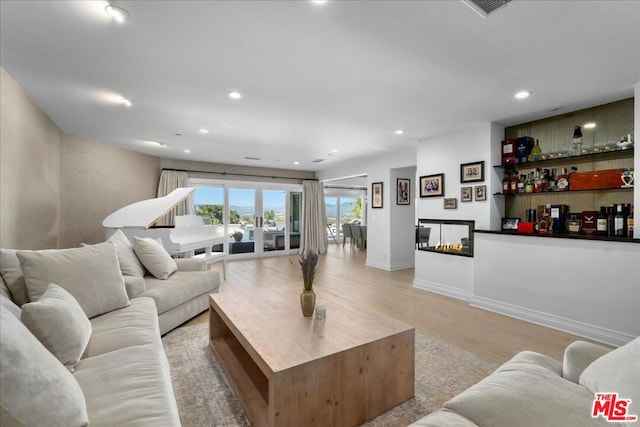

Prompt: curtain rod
[
  {"left": 163, "top": 168, "right": 317, "bottom": 182},
  {"left": 324, "top": 185, "right": 367, "bottom": 191}
]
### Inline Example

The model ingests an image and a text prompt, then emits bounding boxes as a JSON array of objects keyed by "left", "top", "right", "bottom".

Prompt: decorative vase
[{"left": 300, "top": 289, "right": 316, "bottom": 317}]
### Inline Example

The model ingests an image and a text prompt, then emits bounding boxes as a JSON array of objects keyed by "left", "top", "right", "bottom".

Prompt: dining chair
[
  {"left": 359, "top": 225, "right": 367, "bottom": 250},
  {"left": 352, "top": 225, "right": 363, "bottom": 249},
  {"left": 342, "top": 223, "right": 354, "bottom": 248}
]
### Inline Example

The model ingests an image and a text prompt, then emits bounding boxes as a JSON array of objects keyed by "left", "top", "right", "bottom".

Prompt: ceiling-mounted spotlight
[
  {"left": 119, "top": 96, "right": 132, "bottom": 107},
  {"left": 105, "top": 4, "right": 130, "bottom": 23}
]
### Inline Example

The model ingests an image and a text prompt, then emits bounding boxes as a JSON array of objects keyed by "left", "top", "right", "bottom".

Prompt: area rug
[{"left": 162, "top": 322, "right": 498, "bottom": 426}]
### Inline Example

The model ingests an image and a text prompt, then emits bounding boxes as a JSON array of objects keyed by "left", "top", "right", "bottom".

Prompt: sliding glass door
[{"left": 191, "top": 179, "right": 302, "bottom": 258}]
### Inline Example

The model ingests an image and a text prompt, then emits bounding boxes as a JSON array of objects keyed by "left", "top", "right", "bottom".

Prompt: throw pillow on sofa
[
  {"left": 132, "top": 237, "right": 178, "bottom": 280},
  {"left": 21, "top": 283, "right": 92, "bottom": 372},
  {"left": 579, "top": 336, "right": 640, "bottom": 418},
  {"left": 0, "top": 296, "right": 89, "bottom": 427},
  {"left": 17, "top": 242, "right": 130, "bottom": 318},
  {"left": 0, "top": 249, "right": 29, "bottom": 306},
  {"left": 106, "top": 229, "right": 146, "bottom": 278}
]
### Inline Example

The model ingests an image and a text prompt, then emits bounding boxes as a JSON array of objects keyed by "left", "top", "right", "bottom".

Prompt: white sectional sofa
[
  {"left": 0, "top": 235, "right": 221, "bottom": 426},
  {"left": 411, "top": 337, "right": 640, "bottom": 427}
]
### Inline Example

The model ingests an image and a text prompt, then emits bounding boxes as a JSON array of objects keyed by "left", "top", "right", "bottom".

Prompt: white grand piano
[{"left": 103, "top": 188, "right": 225, "bottom": 258}]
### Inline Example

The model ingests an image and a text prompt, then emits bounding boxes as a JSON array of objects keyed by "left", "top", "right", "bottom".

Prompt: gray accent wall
[
  {"left": 1, "top": 67, "right": 63, "bottom": 249},
  {"left": 61, "top": 134, "right": 161, "bottom": 247},
  {"left": 1, "top": 67, "right": 161, "bottom": 249}
]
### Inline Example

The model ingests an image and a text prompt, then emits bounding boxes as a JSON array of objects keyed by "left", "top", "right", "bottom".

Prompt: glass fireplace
[{"left": 416, "top": 218, "right": 475, "bottom": 257}]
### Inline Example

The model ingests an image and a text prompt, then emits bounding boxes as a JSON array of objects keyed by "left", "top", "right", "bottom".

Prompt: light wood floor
[{"left": 185, "top": 244, "right": 607, "bottom": 365}]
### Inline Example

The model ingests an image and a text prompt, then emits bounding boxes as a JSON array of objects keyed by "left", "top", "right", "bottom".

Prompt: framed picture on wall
[
  {"left": 396, "top": 178, "right": 410, "bottom": 205},
  {"left": 461, "top": 186, "right": 472, "bottom": 202},
  {"left": 419, "top": 173, "right": 444, "bottom": 197},
  {"left": 460, "top": 161, "right": 485, "bottom": 183},
  {"left": 372, "top": 182, "right": 383, "bottom": 208},
  {"left": 475, "top": 185, "right": 487, "bottom": 201},
  {"left": 444, "top": 198, "right": 457, "bottom": 209}
]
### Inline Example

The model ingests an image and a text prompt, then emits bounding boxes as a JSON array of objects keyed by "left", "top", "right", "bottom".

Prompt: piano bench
[{"left": 193, "top": 252, "right": 226, "bottom": 280}]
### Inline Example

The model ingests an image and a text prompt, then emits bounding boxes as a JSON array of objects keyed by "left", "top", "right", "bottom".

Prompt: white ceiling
[{"left": 1, "top": 1, "right": 638, "bottom": 172}]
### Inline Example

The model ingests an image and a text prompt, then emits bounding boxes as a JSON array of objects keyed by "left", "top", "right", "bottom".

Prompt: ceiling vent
[
  {"left": 461, "top": 0, "right": 511, "bottom": 18},
  {"left": 311, "top": 159, "right": 325, "bottom": 163}
]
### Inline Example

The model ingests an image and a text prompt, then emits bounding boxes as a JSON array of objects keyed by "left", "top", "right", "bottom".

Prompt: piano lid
[{"left": 103, "top": 187, "right": 195, "bottom": 229}]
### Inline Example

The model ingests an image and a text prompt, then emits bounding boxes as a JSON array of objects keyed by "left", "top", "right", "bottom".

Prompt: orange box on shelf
[{"left": 570, "top": 168, "right": 625, "bottom": 191}]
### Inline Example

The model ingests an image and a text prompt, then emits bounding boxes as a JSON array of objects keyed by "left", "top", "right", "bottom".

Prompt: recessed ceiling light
[
  {"left": 184, "top": 149, "right": 191, "bottom": 154},
  {"left": 514, "top": 91, "right": 531, "bottom": 100},
  {"left": 119, "top": 96, "right": 132, "bottom": 107},
  {"left": 311, "top": 0, "right": 327, "bottom": 4},
  {"left": 228, "top": 91, "right": 243, "bottom": 100},
  {"left": 583, "top": 122, "right": 596, "bottom": 129},
  {"left": 105, "top": 4, "right": 130, "bottom": 23},
  {"left": 394, "top": 129, "right": 404, "bottom": 135},
  {"left": 199, "top": 129, "right": 209, "bottom": 134},
  {"left": 293, "top": 161, "right": 300, "bottom": 165},
  {"left": 331, "top": 149, "right": 339, "bottom": 153}
]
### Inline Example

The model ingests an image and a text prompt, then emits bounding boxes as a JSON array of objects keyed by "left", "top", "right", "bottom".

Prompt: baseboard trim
[
  {"left": 389, "top": 261, "right": 414, "bottom": 271},
  {"left": 471, "top": 296, "right": 634, "bottom": 347},
  {"left": 413, "top": 279, "right": 472, "bottom": 302},
  {"left": 365, "top": 260, "right": 391, "bottom": 271}
]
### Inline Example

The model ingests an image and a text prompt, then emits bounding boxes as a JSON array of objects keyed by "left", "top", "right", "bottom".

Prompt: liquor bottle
[
  {"left": 517, "top": 174, "right": 525, "bottom": 193},
  {"left": 529, "top": 139, "right": 542, "bottom": 162},
  {"left": 614, "top": 205, "right": 625, "bottom": 236},
  {"left": 597, "top": 207, "right": 608, "bottom": 236},
  {"left": 557, "top": 168, "right": 570, "bottom": 191},
  {"left": 510, "top": 173, "right": 519, "bottom": 194},
  {"left": 627, "top": 205, "right": 634, "bottom": 238},
  {"left": 607, "top": 206, "right": 614, "bottom": 238},
  {"left": 502, "top": 171, "right": 511, "bottom": 195},
  {"left": 534, "top": 169, "right": 543, "bottom": 193},
  {"left": 524, "top": 171, "right": 534, "bottom": 193},
  {"left": 547, "top": 168, "right": 558, "bottom": 192}
]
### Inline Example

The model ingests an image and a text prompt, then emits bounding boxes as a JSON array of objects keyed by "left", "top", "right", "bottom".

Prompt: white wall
[
  {"left": 474, "top": 233, "right": 640, "bottom": 346},
  {"left": 317, "top": 148, "right": 416, "bottom": 270},
  {"left": 416, "top": 123, "right": 503, "bottom": 230},
  {"left": 390, "top": 166, "right": 417, "bottom": 270},
  {"left": 413, "top": 123, "right": 503, "bottom": 298}
]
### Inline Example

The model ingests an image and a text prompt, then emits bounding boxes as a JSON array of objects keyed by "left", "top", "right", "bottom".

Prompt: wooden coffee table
[{"left": 209, "top": 288, "right": 414, "bottom": 427}]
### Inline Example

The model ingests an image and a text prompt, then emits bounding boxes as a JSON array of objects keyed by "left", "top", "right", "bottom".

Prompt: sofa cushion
[
  {"left": 74, "top": 343, "right": 180, "bottom": 427},
  {"left": 580, "top": 336, "right": 640, "bottom": 419},
  {"left": 17, "top": 242, "right": 130, "bottom": 318},
  {"left": 107, "top": 229, "right": 146, "bottom": 278},
  {"left": 123, "top": 275, "right": 147, "bottom": 299},
  {"left": 0, "top": 296, "right": 89, "bottom": 427},
  {"left": 141, "top": 270, "right": 218, "bottom": 315},
  {"left": 0, "top": 276, "right": 11, "bottom": 301},
  {"left": 0, "top": 249, "right": 29, "bottom": 306},
  {"left": 443, "top": 351, "right": 610, "bottom": 427},
  {"left": 410, "top": 408, "right": 479, "bottom": 427},
  {"left": 21, "top": 283, "right": 92, "bottom": 372},
  {"left": 85, "top": 297, "right": 160, "bottom": 358},
  {"left": 132, "top": 237, "right": 178, "bottom": 280}
]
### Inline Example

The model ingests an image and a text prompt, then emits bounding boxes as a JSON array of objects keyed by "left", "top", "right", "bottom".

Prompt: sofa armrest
[
  {"left": 123, "top": 275, "right": 146, "bottom": 299},
  {"left": 174, "top": 258, "right": 206, "bottom": 272},
  {"left": 562, "top": 340, "right": 611, "bottom": 383}
]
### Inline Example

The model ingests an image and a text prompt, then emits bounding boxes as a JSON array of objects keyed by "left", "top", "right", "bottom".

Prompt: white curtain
[
  {"left": 301, "top": 180, "right": 328, "bottom": 254},
  {"left": 156, "top": 170, "right": 191, "bottom": 226}
]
